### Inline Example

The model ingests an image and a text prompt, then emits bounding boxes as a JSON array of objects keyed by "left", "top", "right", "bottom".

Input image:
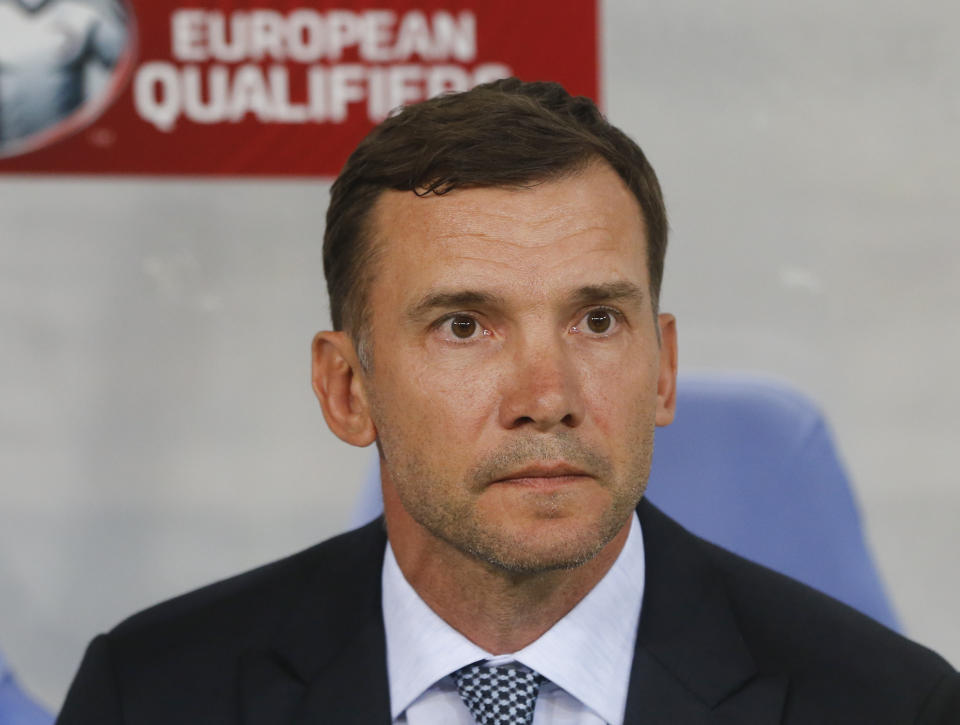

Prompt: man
[{"left": 58, "top": 79, "right": 959, "bottom": 723}]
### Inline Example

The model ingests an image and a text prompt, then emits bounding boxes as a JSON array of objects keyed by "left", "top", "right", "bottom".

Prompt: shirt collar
[{"left": 382, "top": 512, "right": 645, "bottom": 724}]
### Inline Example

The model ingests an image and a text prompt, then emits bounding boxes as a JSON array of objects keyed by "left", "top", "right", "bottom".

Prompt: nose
[{"left": 497, "top": 331, "right": 585, "bottom": 431}]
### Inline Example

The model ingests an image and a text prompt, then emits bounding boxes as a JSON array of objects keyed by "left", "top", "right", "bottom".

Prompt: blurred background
[{"left": 1, "top": 0, "right": 958, "bottom": 711}]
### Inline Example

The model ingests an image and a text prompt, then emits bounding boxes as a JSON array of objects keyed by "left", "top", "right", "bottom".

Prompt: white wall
[{"left": 1, "top": 0, "right": 958, "bottom": 709}]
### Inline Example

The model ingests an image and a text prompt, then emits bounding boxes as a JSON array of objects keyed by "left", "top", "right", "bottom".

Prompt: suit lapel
[
  {"left": 290, "top": 612, "right": 391, "bottom": 725},
  {"left": 239, "top": 518, "right": 392, "bottom": 725},
  {"left": 625, "top": 501, "right": 788, "bottom": 723}
]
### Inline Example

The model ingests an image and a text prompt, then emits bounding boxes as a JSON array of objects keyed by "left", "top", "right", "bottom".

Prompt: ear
[
  {"left": 655, "top": 314, "right": 678, "bottom": 426},
  {"left": 311, "top": 331, "right": 377, "bottom": 446}
]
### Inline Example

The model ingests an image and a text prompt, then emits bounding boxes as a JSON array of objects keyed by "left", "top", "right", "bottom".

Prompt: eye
[
  {"left": 435, "top": 314, "right": 488, "bottom": 342},
  {"left": 586, "top": 309, "right": 613, "bottom": 333},
  {"left": 450, "top": 315, "right": 478, "bottom": 338},
  {"left": 572, "top": 307, "right": 622, "bottom": 336}
]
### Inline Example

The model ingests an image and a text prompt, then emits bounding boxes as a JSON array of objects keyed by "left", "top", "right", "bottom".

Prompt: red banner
[{"left": 0, "top": 0, "right": 598, "bottom": 176}]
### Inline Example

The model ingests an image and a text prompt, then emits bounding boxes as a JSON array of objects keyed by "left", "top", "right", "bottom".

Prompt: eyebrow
[
  {"left": 404, "top": 290, "right": 507, "bottom": 322},
  {"left": 569, "top": 281, "right": 646, "bottom": 307},
  {"left": 404, "top": 281, "right": 646, "bottom": 322}
]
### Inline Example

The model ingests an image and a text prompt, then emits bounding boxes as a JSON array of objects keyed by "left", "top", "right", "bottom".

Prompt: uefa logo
[{"left": 0, "top": 0, "right": 137, "bottom": 159}]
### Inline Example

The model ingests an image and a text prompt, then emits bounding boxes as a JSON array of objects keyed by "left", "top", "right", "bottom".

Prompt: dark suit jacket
[{"left": 58, "top": 500, "right": 960, "bottom": 724}]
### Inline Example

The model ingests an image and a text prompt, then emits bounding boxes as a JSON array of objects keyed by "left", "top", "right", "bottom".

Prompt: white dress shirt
[{"left": 382, "top": 513, "right": 645, "bottom": 725}]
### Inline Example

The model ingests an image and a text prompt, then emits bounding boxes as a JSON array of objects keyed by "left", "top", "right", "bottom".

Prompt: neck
[{"left": 384, "top": 487, "right": 631, "bottom": 654}]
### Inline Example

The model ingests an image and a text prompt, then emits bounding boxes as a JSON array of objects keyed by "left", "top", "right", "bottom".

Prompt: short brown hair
[{"left": 324, "top": 77, "right": 668, "bottom": 349}]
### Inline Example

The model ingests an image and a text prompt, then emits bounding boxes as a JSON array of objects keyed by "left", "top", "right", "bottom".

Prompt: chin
[{"left": 453, "top": 512, "right": 626, "bottom": 575}]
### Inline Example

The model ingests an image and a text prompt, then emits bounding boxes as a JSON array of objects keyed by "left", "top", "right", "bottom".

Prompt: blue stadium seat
[
  {"left": 643, "top": 373, "right": 899, "bottom": 630},
  {"left": 351, "top": 372, "right": 900, "bottom": 630},
  {"left": 0, "top": 650, "right": 52, "bottom": 725}
]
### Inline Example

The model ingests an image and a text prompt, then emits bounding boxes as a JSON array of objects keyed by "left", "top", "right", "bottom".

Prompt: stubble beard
[{"left": 378, "top": 424, "right": 655, "bottom": 575}]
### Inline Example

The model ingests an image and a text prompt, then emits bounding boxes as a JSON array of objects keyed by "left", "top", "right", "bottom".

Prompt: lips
[{"left": 492, "top": 462, "right": 590, "bottom": 484}]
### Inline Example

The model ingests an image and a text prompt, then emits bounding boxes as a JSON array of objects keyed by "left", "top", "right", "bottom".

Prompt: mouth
[{"left": 491, "top": 462, "right": 591, "bottom": 489}]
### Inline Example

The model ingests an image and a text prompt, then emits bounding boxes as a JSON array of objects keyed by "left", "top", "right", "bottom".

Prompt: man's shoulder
[
  {"left": 639, "top": 501, "right": 959, "bottom": 719},
  {"left": 59, "top": 520, "right": 389, "bottom": 724},
  {"left": 711, "top": 537, "right": 958, "bottom": 719},
  {"left": 704, "top": 531, "right": 949, "bottom": 665},
  {"left": 107, "top": 518, "right": 386, "bottom": 659}
]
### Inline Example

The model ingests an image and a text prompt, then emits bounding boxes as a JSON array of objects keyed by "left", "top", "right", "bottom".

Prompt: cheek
[
  {"left": 375, "top": 355, "right": 497, "bottom": 442},
  {"left": 580, "top": 353, "right": 659, "bottom": 436}
]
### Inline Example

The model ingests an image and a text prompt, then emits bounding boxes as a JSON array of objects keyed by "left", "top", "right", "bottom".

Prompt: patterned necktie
[{"left": 452, "top": 661, "right": 545, "bottom": 725}]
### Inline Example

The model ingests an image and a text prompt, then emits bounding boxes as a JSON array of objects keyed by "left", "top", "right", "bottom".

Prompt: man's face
[{"left": 361, "top": 161, "right": 677, "bottom": 573}]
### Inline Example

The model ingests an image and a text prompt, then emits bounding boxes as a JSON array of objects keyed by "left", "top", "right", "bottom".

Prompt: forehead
[{"left": 366, "top": 161, "right": 649, "bottom": 306}]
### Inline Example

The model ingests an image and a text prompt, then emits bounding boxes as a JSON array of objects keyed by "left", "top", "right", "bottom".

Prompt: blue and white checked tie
[{"left": 452, "top": 661, "right": 545, "bottom": 725}]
